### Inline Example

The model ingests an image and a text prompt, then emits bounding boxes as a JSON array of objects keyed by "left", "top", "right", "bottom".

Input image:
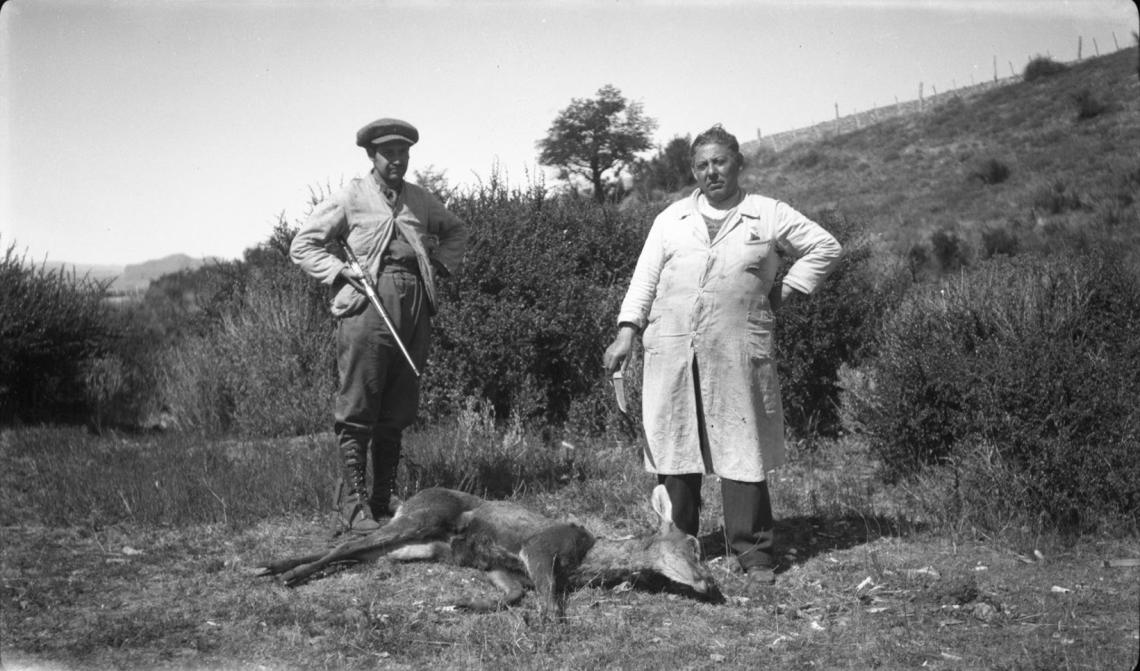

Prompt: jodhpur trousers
[{"left": 334, "top": 266, "right": 430, "bottom": 445}]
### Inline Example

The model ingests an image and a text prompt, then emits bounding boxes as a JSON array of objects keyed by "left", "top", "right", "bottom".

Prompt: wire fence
[{"left": 745, "top": 36, "right": 1137, "bottom": 154}]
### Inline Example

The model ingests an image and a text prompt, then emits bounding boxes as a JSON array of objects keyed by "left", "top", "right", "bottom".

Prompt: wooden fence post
[
  {"left": 1078, "top": 36, "right": 1082, "bottom": 60},
  {"left": 1093, "top": 38, "right": 1100, "bottom": 56}
]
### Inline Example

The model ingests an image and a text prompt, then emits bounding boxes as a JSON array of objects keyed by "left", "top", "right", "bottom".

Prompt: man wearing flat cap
[{"left": 291, "top": 117, "right": 467, "bottom": 533}]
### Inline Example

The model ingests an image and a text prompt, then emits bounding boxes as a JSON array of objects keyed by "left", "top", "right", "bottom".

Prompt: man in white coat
[{"left": 604, "top": 125, "right": 841, "bottom": 584}]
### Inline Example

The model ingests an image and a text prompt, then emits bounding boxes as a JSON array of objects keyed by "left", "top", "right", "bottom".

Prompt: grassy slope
[{"left": 742, "top": 48, "right": 1140, "bottom": 256}]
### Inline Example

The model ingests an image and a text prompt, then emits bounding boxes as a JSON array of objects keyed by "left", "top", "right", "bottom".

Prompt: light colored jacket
[
  {"left": 618, "top": 190, "right": 841, "bottom": 481},
  {"left": 290, "top": 173, "right": 467, "bottom": 317}
]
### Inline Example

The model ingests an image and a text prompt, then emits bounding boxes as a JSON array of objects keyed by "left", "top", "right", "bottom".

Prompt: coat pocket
[{"left": 742, "top": 237, "right": 774, "bottom": 279}]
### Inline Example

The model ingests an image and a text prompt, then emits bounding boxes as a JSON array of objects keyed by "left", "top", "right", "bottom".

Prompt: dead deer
[{"left": 258, "top": 485, "right": 720, "bottom": 619}]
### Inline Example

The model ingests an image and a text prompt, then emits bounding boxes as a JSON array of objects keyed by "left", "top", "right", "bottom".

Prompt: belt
[{"left": 379, "top": 257, "right": 420, "bottom": 274}]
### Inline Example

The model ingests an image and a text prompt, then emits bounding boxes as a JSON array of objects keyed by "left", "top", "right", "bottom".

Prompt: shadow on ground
[{"left": 698, "top": 513, "right": 925, "bottom": 571}]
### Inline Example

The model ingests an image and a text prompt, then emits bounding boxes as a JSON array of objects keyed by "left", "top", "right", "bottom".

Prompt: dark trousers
[
  {"left": 657, "top": 473, "right": 776, "bottom": 571},
  {"left": 334, "top": 267, "right": 429, "bottom": 504},
  {"left": 334, "top": 267, "right": 430, "bottom": 437}
]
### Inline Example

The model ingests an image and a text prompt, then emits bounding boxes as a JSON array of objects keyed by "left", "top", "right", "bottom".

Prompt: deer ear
[{"left": 650, "top": 484, "right": 674, "bottom": 529}]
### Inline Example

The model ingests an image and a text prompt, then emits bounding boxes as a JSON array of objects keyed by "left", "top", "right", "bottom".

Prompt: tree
[
  {"left": 537, "top": 84, "right": 657, "bottom": 203},
  {"left": 634, "top": 135, "right": 695, "bottom": 196}
]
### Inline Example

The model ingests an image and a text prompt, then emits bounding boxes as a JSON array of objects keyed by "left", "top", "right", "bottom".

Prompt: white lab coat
[{"left": 617, "top": 190, "right": 841, "bottom": 481}]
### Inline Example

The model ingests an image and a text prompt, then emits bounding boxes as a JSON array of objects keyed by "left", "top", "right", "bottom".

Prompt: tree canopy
[{"left": 536, "top": 84, "right": 657, "bottom": 203}]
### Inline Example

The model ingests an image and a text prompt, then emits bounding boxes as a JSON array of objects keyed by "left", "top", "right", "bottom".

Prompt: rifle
[{"left": 339, "top": 239, "right": 421, "bottom": 378}]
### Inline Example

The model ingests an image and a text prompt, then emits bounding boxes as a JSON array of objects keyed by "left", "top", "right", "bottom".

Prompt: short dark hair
[{"left": 690, "top": 124, "right": 740, "bottom": 157}]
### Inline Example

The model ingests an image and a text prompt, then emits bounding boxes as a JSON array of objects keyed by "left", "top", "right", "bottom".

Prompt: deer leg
[
  {"left": 520, "top": 523, "right": 596, "bottom": 620},
  {"left": 277, "top": 513, "right": 443, "bottom": 586},
  {"left": 386, "top": 541, "right": 451, "bottom": 562},
  {"left": 487, "top": 569, "right": 528, "bottom": 607},
  {"left": 282, "top": 536, "right": 404, "bottom": 587},
  {"left": 453, "top": 569, "right": 527, "bottom": 612},
  {"left": 256, "top": 551, "right": 328, "bottom": 577}
]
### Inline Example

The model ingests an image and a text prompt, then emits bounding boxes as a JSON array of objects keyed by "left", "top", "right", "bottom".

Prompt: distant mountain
[
  {"left": 114, "top": 254, "right": 213, "bottom": 292},
  {"left": 36, "top": 260, "right": 123, "bottom": 283},
  {"left": 38, "top": 254, "right": 217, "bottom": 293}
]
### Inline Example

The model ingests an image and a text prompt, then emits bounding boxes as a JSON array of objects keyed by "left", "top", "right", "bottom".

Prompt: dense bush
[
  {"left": 0, "top": 242, "right": 118, "bottom": 423},
  {"left": 148, "top": 178, "right": 654, "bottom": 438},
  {"left": 1023, "top": 56, "right": 1068, "bottom": 82},
  {"left": 1072, "top": 88, "right": 1109, "bottom": 120},
  {"left": 980, "top": 222, "right": 1020, "bottom": 259},
  {"left": 632, "top": 135, "right": 695, "bottom": 196},
  {"left": 427, "top": 176, "right": 652, "bottom": 432},
  {"left": 930, "top": 227, "right": 970, "bottom": 272},
  {"left": 775, "top": 211, "right": 909, "bottom": 438},
  {"left": 1031, "top": 178, "right": 1083, "bottom": 215},
  {"left": 157, "top": 221, "right": 335, "bottom": 436},
  {"left": 855, "top": 250, "right": 1140, "bottom": 530},
  {"left": 970, "top": 158, "right": 1011, "bottom": 185}
]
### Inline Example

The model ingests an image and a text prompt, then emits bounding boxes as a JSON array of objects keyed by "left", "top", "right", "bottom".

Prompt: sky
[{"left": 1, "top": 0, "right": 1136, "bottom": 267}]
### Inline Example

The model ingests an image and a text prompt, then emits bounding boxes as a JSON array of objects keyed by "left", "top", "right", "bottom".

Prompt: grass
[
  {"left": 739, "top": 48, "right": 1140, "bottom": 274},
  {"left": 2, "top": 426, "right": 1137, "bottom": 670}
]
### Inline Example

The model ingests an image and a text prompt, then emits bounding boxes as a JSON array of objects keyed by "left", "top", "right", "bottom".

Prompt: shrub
[
  {"left": 970, "top": 158, "right": 1011, "bottom": 185},
  {"left": 1023, "top": 56, "right": 1068, "bottom": 82},
  {"left": 426, "top": 175, "right": 653, "bottom": 432},
  {"left": 857, "top": 251, "right": 1140, "bottom": 530},
  {"left": 929, "top": 227, "right": 970, "bottom": 273},
  {"left": 775, "top": 212, "right": 909, "bottom": 438},
  {"left": 1031, "top": 178, "right": 1083, "bottom": 214},
  {"left": 633, "top": 135, "right": 695, "bottom": 195},
  {"left": 153, "top": 175, "right": 653, "bottom": 438},
  {"left": 0, "top": 242, "right": 118, "bottom": 424},
  {"left": 1072, "top": 88, "right": 1108, "bottom": 120},
  {"left": 980, "top": 222, "right": 1020, "bottom": 259},
  {"left": 790, "top": 149, "right": 825, "bottom": 170},
  {"left": 154, "top": 219, "right": 334, "bottom": 436}
]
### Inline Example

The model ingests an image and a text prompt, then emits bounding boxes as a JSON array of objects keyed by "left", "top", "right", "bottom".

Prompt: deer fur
[{"left": 258, "top": 485, "right": 719, "bottom": 619}]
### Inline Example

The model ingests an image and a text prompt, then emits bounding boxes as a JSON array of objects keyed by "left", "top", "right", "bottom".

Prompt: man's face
[
  {"left": 691, "top": 143, "right": 742, "bottom": 205},
  {"left": 371, "top": 141, "right": 411, "bottom": 188}
]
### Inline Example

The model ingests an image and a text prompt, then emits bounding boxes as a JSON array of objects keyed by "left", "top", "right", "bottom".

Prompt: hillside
[
  {"left": 39, "top": 253, "right": 216, "bottom": 293},
  {"left": 113, "top": 253, "right": 214, "bottom": 292},
  {"left": 739, "top": 48, "right": 1139, "bottom": 263}
]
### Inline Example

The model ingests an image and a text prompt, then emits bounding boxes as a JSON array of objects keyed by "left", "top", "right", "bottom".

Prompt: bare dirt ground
[{"left": 3, "top": 510, "right": 1137, "bottom": 670}]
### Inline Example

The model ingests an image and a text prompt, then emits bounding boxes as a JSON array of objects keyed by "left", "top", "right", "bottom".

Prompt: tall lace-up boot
[
  {"left": 368, "top": 438, "right": 403, "bottom": 521},
  {"left": 337, "top": 427, "right": 382, "bottom": 534}
]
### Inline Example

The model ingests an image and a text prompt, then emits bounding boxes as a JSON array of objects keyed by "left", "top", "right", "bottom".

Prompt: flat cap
[{"left": 356, "top": 118, "right": 419, "bottom": 147}]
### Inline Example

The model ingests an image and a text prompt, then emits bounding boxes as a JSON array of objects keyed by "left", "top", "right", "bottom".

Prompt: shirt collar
[
  {"left": 370, "top": 169, "right": 403, "bottom": 199},
  {"left": 681, "top": 188, "right": 757, "bottom": 219}
]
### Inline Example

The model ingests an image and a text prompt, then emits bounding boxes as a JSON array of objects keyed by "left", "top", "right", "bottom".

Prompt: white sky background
[{"left": 1, "top": 0, "right": 1136, "bottom": 266}]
